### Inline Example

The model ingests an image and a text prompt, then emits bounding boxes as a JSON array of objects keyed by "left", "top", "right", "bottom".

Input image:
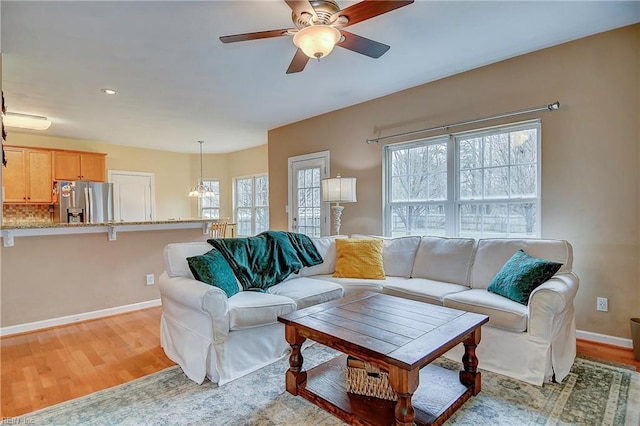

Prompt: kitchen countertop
[
  {"left": 0, "top": 219, "right": 213, "bottom": 230},
  {"left": 0, "top": 219, "right": 230, "bottom": 247}
]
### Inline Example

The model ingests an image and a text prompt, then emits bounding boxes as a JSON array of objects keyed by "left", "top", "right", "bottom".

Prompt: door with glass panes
[{"left": 288, "top": 152, "right": 329, "bottom": 237}]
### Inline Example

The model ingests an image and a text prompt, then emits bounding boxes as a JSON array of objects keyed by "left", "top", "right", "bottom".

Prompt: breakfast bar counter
[{"left": 0, "top": 219, "right": 216, "bottom": 247}]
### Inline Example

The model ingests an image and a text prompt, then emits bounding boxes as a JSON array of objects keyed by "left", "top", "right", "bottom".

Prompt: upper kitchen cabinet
[
  {"left": 3, "top": 146, "right": 53, "bottom": 203},
  {"left": 53, "top": 151, "right": 106, "bottom": 182}
]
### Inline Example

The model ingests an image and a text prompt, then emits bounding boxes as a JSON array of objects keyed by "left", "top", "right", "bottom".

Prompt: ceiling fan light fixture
[{"left": 293, "top": 25, "right": 341, "bottom": 60}]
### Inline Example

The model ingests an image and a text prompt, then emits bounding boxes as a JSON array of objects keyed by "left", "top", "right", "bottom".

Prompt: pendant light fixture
[{"left": 188, "top": 140, "right": 215, "bottom": 198}]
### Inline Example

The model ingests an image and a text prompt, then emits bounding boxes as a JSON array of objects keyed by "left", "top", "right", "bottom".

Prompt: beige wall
[
  {"left": 0, "top": 228, "right": 208, "bottom": 326},
  {"left": 269, "top": 25, "right": 640, "bottom": 339}
]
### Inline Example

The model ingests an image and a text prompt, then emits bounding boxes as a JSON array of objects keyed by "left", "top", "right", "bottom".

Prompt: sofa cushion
[
  {"left": 351, "top": 235, "right": 421, "bottom": 277},
  {"left": 313, "top": 275, "right": 409, "bottom": 297},
  {"left": 268, "top": 277, "right": 343, "bottom": 310},
  {"left": 487, "top": 250, "right": 563, "bottom": 305},
  {"left": 164, "top": 242, "right": 213, "bottom": 278},
  {"left": 443, "top": 289, "right": 528, "bottom": 332},
  {"left": 227, "top": 292, "right": 297, "bottom": 331},
  {"left": 333, "top": 239, "right": 385, "bottom": 279},
  {"left": 187, "top": 249, "right": 240, "bottom": 298},
  {"left": 300, "top": 236, "right": 346, "bottom": 277},
  {"left": 383, "top": 278, "right": 469, "bottom": 306},
  {"left": 471, "top": 239, "right": 573, "bottom": 289},
  {"left": 411, "top": 237, "right": 476, "bottom": 285}
]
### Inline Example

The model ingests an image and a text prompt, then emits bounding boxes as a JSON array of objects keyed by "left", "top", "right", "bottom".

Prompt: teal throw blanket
[{"left": 207, "top": 231, "right": 323, "bottom": 292}]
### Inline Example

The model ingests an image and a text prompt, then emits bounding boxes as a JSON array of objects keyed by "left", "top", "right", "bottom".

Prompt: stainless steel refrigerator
[{"left": 55, "top": 181, "right": 114, "bottom": 224}]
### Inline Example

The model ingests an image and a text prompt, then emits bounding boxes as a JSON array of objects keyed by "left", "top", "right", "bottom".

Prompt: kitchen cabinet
[
  {"left": 53, "top": 151, "right": 106, "bottom": 182},
  {"left": 3, "top": 147, "right": 53, "bottom": 203}
]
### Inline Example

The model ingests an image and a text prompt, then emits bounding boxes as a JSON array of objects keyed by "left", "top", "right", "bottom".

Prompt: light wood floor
[
  {"left": 1, "top": 307, "right": 638, "bottom": 418},
  {"left": 1, "top": 307, "right": 175, "bottom": 418}
]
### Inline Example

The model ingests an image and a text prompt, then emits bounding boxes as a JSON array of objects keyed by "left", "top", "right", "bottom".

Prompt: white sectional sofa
[{"left": 159, "top": 235, "right": 578, "bottom": 387}]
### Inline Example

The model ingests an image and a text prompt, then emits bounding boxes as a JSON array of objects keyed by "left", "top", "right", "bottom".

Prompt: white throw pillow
[
  {"left": 300, "top": 236, "right": 347, "bottom": 276},
  {"left": 164, "top": 242, "right": 212, "bottom": 278},
  {"left": 411, "top": 236, "right": 476, "bottom": 285}
]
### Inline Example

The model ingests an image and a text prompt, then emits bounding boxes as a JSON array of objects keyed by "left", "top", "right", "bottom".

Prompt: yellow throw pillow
[{"left": 333, "top": 238, "right": 385, "bottom": 280}]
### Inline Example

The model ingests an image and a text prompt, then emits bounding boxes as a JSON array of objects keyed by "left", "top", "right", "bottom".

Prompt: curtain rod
[{"left": 365, "top": 101, "right": 560, "bottom": 144}]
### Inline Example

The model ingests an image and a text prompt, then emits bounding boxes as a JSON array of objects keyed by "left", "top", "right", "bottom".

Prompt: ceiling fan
[{"left": 219, "top": 0, "right": 414, "bottom": 74}]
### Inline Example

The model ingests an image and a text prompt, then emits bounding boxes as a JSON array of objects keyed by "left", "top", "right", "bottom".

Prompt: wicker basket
[{"left": 346, "top": 356, "right": 397, "bottom": 401}]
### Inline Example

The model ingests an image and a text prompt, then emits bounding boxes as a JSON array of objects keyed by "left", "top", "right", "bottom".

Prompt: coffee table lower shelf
[{"left": 297, "top": 354, "right": 472, "bottom": 426}]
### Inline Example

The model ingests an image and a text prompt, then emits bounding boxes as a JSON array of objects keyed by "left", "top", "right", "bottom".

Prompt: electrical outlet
[
  {"left": 146, "top": 274, "right": 155, "bottom": 286},
  {"left": 596, "top": 297, "right": 608, "bottom": 312}
]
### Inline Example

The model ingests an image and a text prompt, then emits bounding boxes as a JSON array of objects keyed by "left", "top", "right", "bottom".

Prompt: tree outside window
[
  {"left": 199, "top": 179, "right": 220, "bottom": 219},
  {"left": 385, "top": 121, "right": 540, "bottom": 238},
  {"left": 235, "top": 175, "right": 269, "bottom": 236}
]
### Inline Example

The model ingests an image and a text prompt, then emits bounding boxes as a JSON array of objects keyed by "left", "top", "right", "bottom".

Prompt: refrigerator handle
[{"left": 85, "top": 187, "right": 93, "bottom": 223}]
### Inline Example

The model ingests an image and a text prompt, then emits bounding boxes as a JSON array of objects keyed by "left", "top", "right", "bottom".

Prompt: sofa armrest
[
  {"left": 159, "top": 271, "right": 230, "bottom": 343},
  {"left": 527, "top": 272, "right": 579, "bottom": 341}
]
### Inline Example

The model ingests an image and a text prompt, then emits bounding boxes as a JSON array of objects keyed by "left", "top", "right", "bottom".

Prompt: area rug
[{"left": 14, "top": 344, "right": 640, "bottom": 425}]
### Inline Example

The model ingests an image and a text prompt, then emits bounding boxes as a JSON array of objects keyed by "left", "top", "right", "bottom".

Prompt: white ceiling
[{"left": 2, "top": 1, "right": 638, "bottom": 154}]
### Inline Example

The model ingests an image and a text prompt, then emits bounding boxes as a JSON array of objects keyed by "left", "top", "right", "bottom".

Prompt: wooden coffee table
[{"left": 278, "top": 292, "right": 489, "bottom": 426}]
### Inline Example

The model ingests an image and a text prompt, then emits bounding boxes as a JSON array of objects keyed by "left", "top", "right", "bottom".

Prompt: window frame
[
  {"left": 233, "top": 174, "right": 269, "bottom": 236},
  {"left": 198, "top": 179, "right": 220, "bottom": 219},
  {"left": 383, "top": 119, "right": 541, "bottom": 238}
]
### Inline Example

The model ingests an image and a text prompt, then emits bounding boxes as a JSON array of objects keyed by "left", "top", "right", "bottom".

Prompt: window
[
  {"left": 199, "top": 179, "right": 220, "bottom": 219},
  {"left": 384, "top": 121, "right": 540, "bottom": 238},
  {"left": 234, "top": 175, "right": 269, "bottom": 236}
]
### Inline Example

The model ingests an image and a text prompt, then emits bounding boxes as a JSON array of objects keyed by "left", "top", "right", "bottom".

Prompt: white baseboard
[
  {"left": 576, "top": 329, "right": 633, "bottom": 349},
  {"left": 0, "top": 299, "right": 162, "bottom": 337}
]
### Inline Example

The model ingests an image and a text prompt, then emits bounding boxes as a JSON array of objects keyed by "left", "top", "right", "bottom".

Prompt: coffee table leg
[
  {"left": 285, "top": 324, "right": 307, "bottom": 396},
  {"left": 389, "top": 366, "right": 419, "bottom": 426},
  {"left": 460, "top": 327, "right": 482, "bottom": 395}
]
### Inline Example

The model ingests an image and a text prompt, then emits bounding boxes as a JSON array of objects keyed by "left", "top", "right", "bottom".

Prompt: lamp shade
[
  {"left": 293, "top": 25, "right": 341, "bottom": 59},
  {"left": 322, "top": 176, "right": 357, "bottom": 203}
]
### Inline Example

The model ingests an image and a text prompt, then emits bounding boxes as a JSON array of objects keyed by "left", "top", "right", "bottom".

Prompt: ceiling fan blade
[
  {"left": 285, "top": 0, "right": 317, "bottom": 21},
  {"left": 337, "top": 31, "right": 390, "bottom": 58},
  {"left": 286, "top": 48, "right": 310, "bottom": 74},
  {"left": 331, "top": 0, "right": 414, "bottom": 28},
  {"left": 220, "top": 29, "right": 293, "bottom": 44}
]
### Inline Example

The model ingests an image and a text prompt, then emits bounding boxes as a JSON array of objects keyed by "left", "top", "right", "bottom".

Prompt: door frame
[
  {"left": 107, "top": 170, "right": 156, "bottom": 221},
  {"left": 287, "top": 150, "right": 330, "bottom": 236}
]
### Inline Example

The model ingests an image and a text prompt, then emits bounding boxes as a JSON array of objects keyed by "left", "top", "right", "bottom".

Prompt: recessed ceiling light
[{"left": 101, "top": 88, "right": 118, "bottom": 95}]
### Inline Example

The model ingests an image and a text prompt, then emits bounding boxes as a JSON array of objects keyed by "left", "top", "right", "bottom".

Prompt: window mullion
[
  {"left": 251, "top": 177, "right": 256, "bottom": 235},
  {"left": 447, "top": 134, "right": 456, "bottom": 237}
]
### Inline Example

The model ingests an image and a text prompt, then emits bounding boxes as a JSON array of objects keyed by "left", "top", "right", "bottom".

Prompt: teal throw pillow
[
  {"left": 487, "top": 249, "right": 562, "bottom": 305},
  {"left": 187, "top": 249, "right": 239, "bottom": 298}
]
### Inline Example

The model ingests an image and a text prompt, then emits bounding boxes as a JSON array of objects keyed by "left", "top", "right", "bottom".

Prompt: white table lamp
[{"left": 321, "top": 175, "right": 357, "bottom": 235}]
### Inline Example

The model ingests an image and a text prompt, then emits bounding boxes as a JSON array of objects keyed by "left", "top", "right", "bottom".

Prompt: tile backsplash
[{"left": 3, "top": 204, "right": 54, "bottom": 224}]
